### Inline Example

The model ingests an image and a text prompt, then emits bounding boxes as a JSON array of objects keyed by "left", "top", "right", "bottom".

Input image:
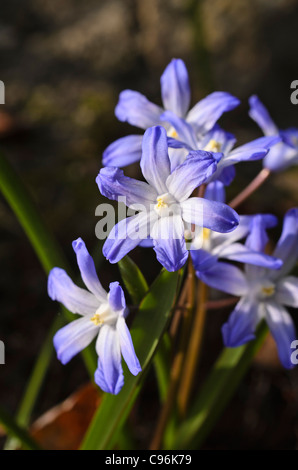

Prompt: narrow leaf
[
  {"left": 118, "top": 255, "right": 148, "bottom": 304},
  {"left": 80, "top": 269, "right": 179, "bottom": 450},
  {"left": 171, "top": 322, "right": 268, "bottom": 449}
]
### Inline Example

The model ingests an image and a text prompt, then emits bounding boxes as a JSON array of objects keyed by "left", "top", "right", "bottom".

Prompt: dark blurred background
[{"left": 1, "top": 0, "right": 298, "bottom": 450}]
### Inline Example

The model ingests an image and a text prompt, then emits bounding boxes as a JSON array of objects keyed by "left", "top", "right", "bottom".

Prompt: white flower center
[
  {"left": 154, "top": 193, "right": 179, "bottom": 217},
  {"left": 204, "top": 139, "right": 222, "bottom": 153},
  {"left": 90, "top": 302, "right": 118, "bottom": 327},
  {"left": 258, "top": 281, "right": 276, "bottom": 300}
]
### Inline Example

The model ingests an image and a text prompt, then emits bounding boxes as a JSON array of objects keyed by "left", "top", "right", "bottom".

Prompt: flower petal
[
  {"left": 152, "top": 215, "right": 188, "bottom": 271},
  {"left": 211, "top": 214, "right": 277, "bottom": 250},
  {"left": 117, "top": 316, "right": 142, "bottom": 376},
  {"left": 275, "top": 276, "right": 298, "bottom": 308},
  {"left": 190, "top": 249, "right": 218, "bottom": 273},
  {"left": 160, "top": 58, "right": 190, "bottom": 117},
  {"left": 195, "top": 261, "right": 249, "bottom": 296},
  {"left": 187, "top": 91, "right": 240, "bottom": 134},
  {"left": 272, "top": 208, "right": 298, "bottom": 279},
  {"left": 205, "top": 181, "right": 226, "bottom": 203},
  {"left": 160, "top": 111, "right": 197, "bottom": 149},
  {"left": 220, "top": 136, "right": 280, "bottom": 168},
  {"left": 221, "top": 298, "right": 261, "bottom": 347},
  {"left": 115, "top": 90, "right": 163, "bottom": 129},
  {"left": 48, "top": 268, "right": 99, "bottom": 315},
  {"left": 140, "top": 126, "right": 171, "bottom": 194},
  {"left": 103, "top": 212, "right": 151, "bottom": 264},
  {"left": 263, "top": 140, "right": 298, "bottom": 172},
  {"left": 108, "top": 281, "right": 126, "bottom": 312},
  {"left": 166, "top": 151, "right": 217, "bottom": 202},
  {"left": 53, "top": 316, "right": 98, "bottom": 365},
  {"left": 95, "top": 325, "right": 124, "bottom": 394},
  {"left": 102, "top": 135, "right": 143, "bottom": 167},
  {"left": 265, "top": 301, "right": 296, "bottom": 369},
  {"left": 96, "top": 167, "right": 157, "bottom": 209},
  {"left": 216, "top": 165, "right": 236, "bottom": 186},
  {"left": 181, "top": 197, "right": 239, "bottom": 233},
  {"left": 248, "top": 95, "right": 278, "bottom": 136},
  {"left": 217, "top": 242, "right": 282, "bottom": 270},
  {"left": 72, "top": 238, "right": 107, "bottom": 302}
]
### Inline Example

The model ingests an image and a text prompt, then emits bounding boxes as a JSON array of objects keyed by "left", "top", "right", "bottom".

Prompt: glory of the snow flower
[{"left": 48, "top": 238, "right": 141, "bottom": 394}]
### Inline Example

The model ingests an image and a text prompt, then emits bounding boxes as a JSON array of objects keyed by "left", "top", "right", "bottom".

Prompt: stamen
[
  {"left": 204, "top": 139, "right": 222, "bottom": 153},
  {"left": 91, "top": 313, "right": 103, "bottom": 326},
  {"left": 261, "top": 285, "right": 275, "bottom": 297}
]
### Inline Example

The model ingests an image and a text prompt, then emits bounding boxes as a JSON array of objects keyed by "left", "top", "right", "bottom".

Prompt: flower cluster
[{"left": 48, "top": 58, "right": 298, "bottom": 395}]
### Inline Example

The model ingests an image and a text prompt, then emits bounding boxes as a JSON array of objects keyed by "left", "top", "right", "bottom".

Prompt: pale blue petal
[
  {"left": 221, "top": 136, "right": 280, "bottom": 167},
  {"left": 211, "top": 214, "right": 277, "bottom": 250},
  {"left": 195, "top": 261, "right": 249, "bottom": 296},
  {"left": 160, "top": 58, "right": 190, "bottom": 117},
  {"left": 272, "top": 208, "right": 298, "bottom": 279},
  {"left": 222, "top": 298, "right": 261, "bottom": 347},
  {"left": 95, "top": 325, "right": 124, "bottom": 394},
  {"left": 53, "top": 316, "right": 98, "bottom": 365},
  {"left": 72, "top": 238, "right": 107, "bottom": 302},
  {"left": 187, "top": 92, "right": 240, "bottom": 134},
  {"left": 205, "top": 181, "right": 226, "bottom": 203},
  {"left": 167, "top": 136, "right": 192, "bottom": 151},
  {"left": 140, "top": 126, "right": 170, "bottom": 194},
  {"left": 117, "top": 316, "right": 142, "bottom": 376},
  {"left": 96, "top": 167, "right": 157, "bottom": 209},
  {"left": 248, "top": 95, "right": 278, "bottom": 136},
  {"left": 160, "top": 111, "right": 197, "bottom": 149},
  {"left": 275, "top": 276, "right": 298, "bottom": 308},
  {"left": 152, "top": 215, "right": 188, "bottom": 271},
  {"left": 115, "top": 90, "right": 163, "bottom": 129},
  {"left": 48, "top": 268, "right": 98, "bottom": 315},
  {"left": 263, "top": 140, "right": 298, "bottom": 172},
  {"left": 102, "top": 135, "right": 143, "bottom": 167},
  {"left": 190, "top": 249, "right": 218, "bottom": 273},
  {"left": 199, "top": 125, "right": 236, "bottom": 155},
  {"left": 103, "top": 212, "right": 151, "bottom": 264},
  {"left": 265, "top": 301, "right": 296, "bottom": 369},
  {"left": 218, "top": 242, "right": 282, "bottom": 270},
  {"left": 181, "top": 197, "right": 239, "bottom": 233},
  {"left": 166, "top": 150, "right": 217, "bottom": 201},
  {"left": 108, "top": 281, "right": 126, "bottom": 312}
]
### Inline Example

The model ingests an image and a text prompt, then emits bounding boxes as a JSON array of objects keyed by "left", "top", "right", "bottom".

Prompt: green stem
[
  {"left": 172, "top": 322, "right": 268, "bottom": 449},
  {"left": 0, "top": 406, "right": 41, "bottom": 450}
]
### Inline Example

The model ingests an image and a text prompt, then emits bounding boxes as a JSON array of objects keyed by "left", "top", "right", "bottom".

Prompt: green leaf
[
  {"left": 118, "top": 256, "right": 148, "bottom": 304},
  {"left": 0, "top": 406, "right": 41, "bottom": 450},
  {"left": 0, "top": 153, "right": 96, "bottom": 448},
  {"left": 80, "top": 268, "right": 179, "bottom": 450},
  {"left": 171, "top": 321, "right": 268, "bottom": 449}
]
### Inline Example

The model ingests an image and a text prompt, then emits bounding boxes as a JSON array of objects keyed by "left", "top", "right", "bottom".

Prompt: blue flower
[
  {"left": 190, "top": 213, "right": 283, "bottom": 273},
  {"left": 97, "top": 126, "right": 239, "bottom": 272},
  {"left": 249, "top": 95, "right": 298, "bottom": 171},
  {"left": 164, "top": 116, "right": 280, "bottom": 185},
  {"left": 196, "top": 209, "right": 298, "bottom": 369},
  {"left": 103, "top": 58, "right": 240, "bottom": 167},
  {"left": 48, "top": 238, "right": 141, "bottom": 395}
]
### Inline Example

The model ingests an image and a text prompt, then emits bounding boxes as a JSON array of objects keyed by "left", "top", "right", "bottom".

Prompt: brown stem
[
  {"left": 149, "top": 260, "right": 196, "bottom": 450},
  {"left": 177, "top": 280, "right": 208, "bottom": 417},
  {"left": 229, "top": 168, "right": 271, "bottom": 210},
  {"left": 205, "top": 296, "right": 239, "bottom": 310}
]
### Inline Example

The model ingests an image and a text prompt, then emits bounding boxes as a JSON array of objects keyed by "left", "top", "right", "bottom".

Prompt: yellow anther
[
  {"left": 169, "top": 129, "right": 178, "bottom": 138},
  {"left": 156, "top": 197, "right": 168, "bottom": 209},
  {"left": 204, "top": 139, "right": 222, "bottom": 153},
  {"left": 261, "top": 285, "right": 275, "bottom": 297},
  {"left": 202, "top": 228, "right": 211, "bottom": 241},
  {"left": 91, "top": 313, "right": 103, "bottom": 326}
]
